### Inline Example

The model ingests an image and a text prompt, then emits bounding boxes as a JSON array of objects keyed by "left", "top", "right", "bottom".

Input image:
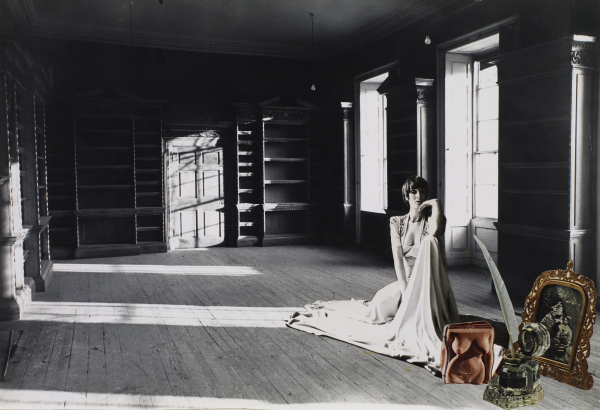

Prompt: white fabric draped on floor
[{"left": 286, "top": 235, "right": 463, "bottom": 374}]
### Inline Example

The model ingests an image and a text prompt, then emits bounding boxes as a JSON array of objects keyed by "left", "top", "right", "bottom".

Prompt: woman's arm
[
  {"left": 418, "top": 199, "right": 446, "bottom": 236},
  {"left": 390, "top": 218, "right": 408, "bottom": 293}
]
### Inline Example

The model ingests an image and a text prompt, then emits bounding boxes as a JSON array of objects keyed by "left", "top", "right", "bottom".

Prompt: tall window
[
  {"left": 444, "top": 33, "right": 500, "bottom": 266},
  {"left": 359, "top": 73, "right": 388, "bottom": 213}
]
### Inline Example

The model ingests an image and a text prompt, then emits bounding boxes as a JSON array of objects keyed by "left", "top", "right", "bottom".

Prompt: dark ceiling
[{"left": 6, "top": 0, "right": 465, "bottom": 60}]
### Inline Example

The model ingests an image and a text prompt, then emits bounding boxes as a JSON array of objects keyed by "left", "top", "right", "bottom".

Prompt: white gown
[{"left": 285, "top": 215, "right": 463, "bottom": 374}]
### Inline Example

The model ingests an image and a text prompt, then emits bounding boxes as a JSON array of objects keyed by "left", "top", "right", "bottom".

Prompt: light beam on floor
[
  {"left": 53, "top": 263, "right": 262, "bottom": 276},
  {"left": 0, "top": 388, "right": 449, "bottom": 410},
  {"left": 22, "top": 302, "right": 300, "bottom": 327}
]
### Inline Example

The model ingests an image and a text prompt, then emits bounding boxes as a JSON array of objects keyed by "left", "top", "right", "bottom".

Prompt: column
[
  {"left": 569, "top": 37, "right": 596, "bottom": 278},
  {"left": 415, "top": 78, "right": 436, "bottom": 198},
  {"left": 341, "top": 102, "right": 355, "bottom": 241}
]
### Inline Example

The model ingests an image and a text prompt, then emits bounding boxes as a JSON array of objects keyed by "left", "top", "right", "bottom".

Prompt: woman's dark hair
[{"left": 401, "top": 176, "right": 429, "bottom": 205}]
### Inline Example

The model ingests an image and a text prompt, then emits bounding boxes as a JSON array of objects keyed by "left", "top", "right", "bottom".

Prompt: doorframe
[{"left": 161, "top": 121, "right": 234, "bottom": 250}]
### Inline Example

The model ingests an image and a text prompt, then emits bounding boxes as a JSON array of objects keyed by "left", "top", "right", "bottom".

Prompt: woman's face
[{"left": 407, "top": 187, "right": 428, "bottom": 211}]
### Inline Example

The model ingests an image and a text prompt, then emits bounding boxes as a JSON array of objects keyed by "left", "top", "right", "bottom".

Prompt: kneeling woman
[{"left": 286, "top": 176, "right": 461, "bottom": 374}]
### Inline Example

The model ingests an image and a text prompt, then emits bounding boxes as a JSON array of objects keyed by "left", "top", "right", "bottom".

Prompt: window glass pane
[
  {"left": 478, "top": 65, "right": 498, "bottom": 87},
  {"left": 477, "top": 87, "right": 499, "bottom": 121},
  {"left": 475, "top": 184, "right": 498, "bottom": 218},
  {"left": 477, "top": 119, "right": 498, "bottom": 152},
  {"left": 475, "top": 152, "right": 498, "bottom": 185}
]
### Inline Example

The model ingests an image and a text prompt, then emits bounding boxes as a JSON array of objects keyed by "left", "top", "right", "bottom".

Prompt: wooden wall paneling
[
  {"left": 492, "top": 35, "right": 598, "bottom": 304},
  {"left": 383, "top": 83, "right": 415, "bottom": 214}
]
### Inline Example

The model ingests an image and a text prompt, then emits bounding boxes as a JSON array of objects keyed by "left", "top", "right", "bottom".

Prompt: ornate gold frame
[{"left": 520, "top": 261, "right": 597, "bottom": 390}]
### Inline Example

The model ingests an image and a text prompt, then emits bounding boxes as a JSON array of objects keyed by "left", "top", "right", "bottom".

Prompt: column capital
[
  {"left": 415, "top": 78, "right": 435, "bottom": 104},
  {"left": 341, "top": 102, "right": 353, "bottom": 120}
]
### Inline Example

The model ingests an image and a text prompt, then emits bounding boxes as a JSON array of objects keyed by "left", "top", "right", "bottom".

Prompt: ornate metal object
[{"left": 520, "top": 260, "right": 597, "bottom": 390}]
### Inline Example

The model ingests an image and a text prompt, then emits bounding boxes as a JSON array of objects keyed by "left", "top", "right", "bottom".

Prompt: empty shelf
[
  {"left": 137, "top": 226, "right": 162, "bottom": 232},
  {"left": 136, "top": 192, "right": 161, "bottom": 197},
  {"left": 263, "top": 202, "right": 310, "bottom": 211},
  {"left": 264, "top": 138, "right": 307, "bottom": 142},
  {"left": 78, "top": 165, "right": 133, "bottom": 170},
  {"left": 264, "top": 157, "right": 307, "bottom": 162},
  {"left": 265, "top": 180, "right": 307, "bottom": 184},
  {"left": 78, "top": 185, "right": 133, "bottom": 189},
  {"left": 77, "top": 146, "right": 132, "bottom": 151}
]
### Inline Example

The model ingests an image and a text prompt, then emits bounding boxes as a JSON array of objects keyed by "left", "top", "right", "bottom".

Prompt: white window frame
[
  {"left": 359, "top": 77, "right": 388, "bottom": 214},
  {"left": 437, "top": 18, "right": 516, "bottom": 266},
  {"left": 354, "top": 62, "right": 398, "bottom": 243}
]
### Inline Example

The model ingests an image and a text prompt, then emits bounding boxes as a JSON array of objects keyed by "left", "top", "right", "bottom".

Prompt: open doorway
[{"left": 442, "top": 33, "right": 500, "bottom": 267}]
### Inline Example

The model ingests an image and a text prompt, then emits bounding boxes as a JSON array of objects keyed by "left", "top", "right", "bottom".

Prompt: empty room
[{"left": 0, "top": 1, "right": 599, "bottom": 409}]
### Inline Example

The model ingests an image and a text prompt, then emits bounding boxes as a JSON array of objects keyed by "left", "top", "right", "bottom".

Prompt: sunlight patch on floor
[
  {"left": 0, "top": 388, "right": 456, "bottom": 410},
  {"left": 23, "top": 302, "right": 300, "bottom": 327},
  {"left": 53, "top": 263, "right": 262, "bottom": 276}
]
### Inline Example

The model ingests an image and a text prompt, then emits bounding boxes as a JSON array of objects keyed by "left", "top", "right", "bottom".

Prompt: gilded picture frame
[{"left": 520, "top": 261, "right": 597, "bottom": 390}]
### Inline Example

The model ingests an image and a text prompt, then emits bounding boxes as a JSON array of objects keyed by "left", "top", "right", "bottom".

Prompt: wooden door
[{"left": 167, "top": 136, "right": 225, "bottom": 248}]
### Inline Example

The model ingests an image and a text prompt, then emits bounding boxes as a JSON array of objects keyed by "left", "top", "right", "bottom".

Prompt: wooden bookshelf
[
  {"left": 0, "top": 40, "right": 54, "bottom": 310},
  {"left": 46, "top": 92, "right": 167, "bottom": 259},
  {"left": 234, "top": 104, "right": 263, "bottom": 246},
  {"left": 234, "top": 97, "right": 323, "bottom": 246}
]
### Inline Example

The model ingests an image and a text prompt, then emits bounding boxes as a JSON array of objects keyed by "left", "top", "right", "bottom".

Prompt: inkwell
[{"left": 474, "top": 236, "right": 548, "bottom": 409}]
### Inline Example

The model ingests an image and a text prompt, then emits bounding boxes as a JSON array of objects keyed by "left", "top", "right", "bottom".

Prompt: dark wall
[
  {"left": 23, "top": 37, "right": 333, "bottom": 119},
  {"left": 328, "top": 0, "right": 599, "bottom": 103},
  {"left": 332, "top": 0, "right": 599, "bottom": 263}
]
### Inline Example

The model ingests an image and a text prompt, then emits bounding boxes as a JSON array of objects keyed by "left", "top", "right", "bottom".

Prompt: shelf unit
[
  {"left": 234, "top": 104, "right": 263, "bottom": 246},
  {"left": 46, "top": 93, "right": 167, "bottom": 259},
  {"left": 22, "top": 83, "right": 53, "bottom": 291},
  {"left": 234, "top": 97, "right": 323, "bottom": 246},
  {"left": 134, "top": 119, "right": 164, "bottom": 245},
  {"left": 1, "top": 39, "right": 53, "bottom": 312}
]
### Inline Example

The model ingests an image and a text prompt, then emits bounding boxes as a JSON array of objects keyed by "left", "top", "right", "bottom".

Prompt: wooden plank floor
[{"left": 0, "top": 245, "right": 598, "bottom": 409}]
